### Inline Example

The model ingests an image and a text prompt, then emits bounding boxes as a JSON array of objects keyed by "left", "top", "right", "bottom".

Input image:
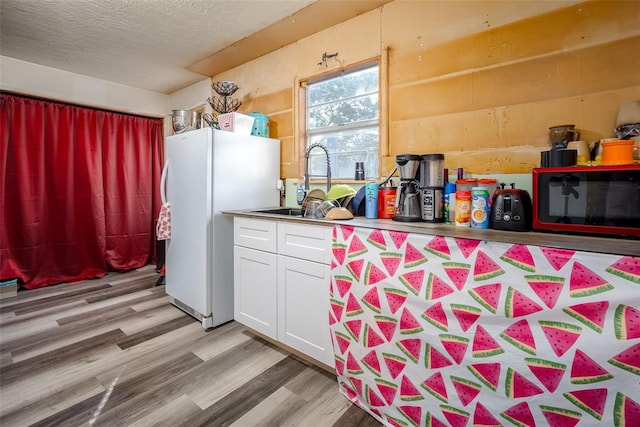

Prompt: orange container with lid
[
  {"left": 377, "top": 187, "right": 397, "bottom": 219},
  {"left": 455, "top": 190, "right": 471, "bottom": 227},
  {"left": 602, "top": 140, "right": 634, "bottom": 165},
  {"left": 477, "top": 178, "right": 498, "bottom": 196}
]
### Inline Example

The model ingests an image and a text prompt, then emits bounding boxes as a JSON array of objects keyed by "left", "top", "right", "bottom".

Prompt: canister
[
  {"left": 477, "top": 178, "right": 498, "bottom": 207},
  {"left": 455, "top": 178, "right": 478, "bottom": 193},
  {"left": 354, "top": 162, "right": 365, "bottom": 180},
  {"left": 365, "top": 182, "right": 379, "bottom": 219},
  {"left": 249, "top": 111, "right": 270, "bottom": 137},
  {"left": 421, "top": 187, "right": 444, "bottom": 222},
  {"left": 602, "top": 140, "right": 634, "bottom": 165},
  {"left": 377, "top": 186, "right": 397, "bottom": 219},
  {"left": 455, "top": 190, "right": 471, "bottom": 227},
  {"left": 470, "top": 186, "right": 490, "bottom": 229}
]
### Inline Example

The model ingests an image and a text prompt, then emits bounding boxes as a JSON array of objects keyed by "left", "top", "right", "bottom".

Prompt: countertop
[{"left": 224, "top": 209, "right": 640, "bottom": 257}]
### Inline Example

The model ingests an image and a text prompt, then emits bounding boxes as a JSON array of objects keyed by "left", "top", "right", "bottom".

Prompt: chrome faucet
[{"left": 304, "top": 142, "right": 331, "bottom": 192}]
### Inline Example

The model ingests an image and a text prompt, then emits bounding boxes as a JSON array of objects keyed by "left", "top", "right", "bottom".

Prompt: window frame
[{"left": 297, "top": 55, "right": 388, "bottom": 182}]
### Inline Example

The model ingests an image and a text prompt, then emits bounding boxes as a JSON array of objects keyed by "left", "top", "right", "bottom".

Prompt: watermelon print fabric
[{"left": 329, "top": 226, "right": 640, "bottom": 427}]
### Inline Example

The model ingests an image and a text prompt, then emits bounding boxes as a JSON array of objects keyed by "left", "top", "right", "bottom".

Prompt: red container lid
[{"left": 455, "top": 178, "right": 478, "bottom": 185}]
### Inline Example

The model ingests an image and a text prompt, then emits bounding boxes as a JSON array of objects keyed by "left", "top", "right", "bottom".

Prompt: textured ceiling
[{"left": 0, "top": 0, "right": 316, "bottom": 94}]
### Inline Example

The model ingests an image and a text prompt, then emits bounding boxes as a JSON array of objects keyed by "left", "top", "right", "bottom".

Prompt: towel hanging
[{"left": 156, "top": 202, "right": 171, "bottom": 240}]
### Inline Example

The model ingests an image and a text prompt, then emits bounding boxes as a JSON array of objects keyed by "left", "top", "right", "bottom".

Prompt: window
[{"left": 303, "top": 60, "right": 379, "bottom": 180}]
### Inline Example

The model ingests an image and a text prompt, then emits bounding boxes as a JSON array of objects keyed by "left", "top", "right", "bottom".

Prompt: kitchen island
[{"left": 226, "top": 210, "right": 640, "bottom": 426}]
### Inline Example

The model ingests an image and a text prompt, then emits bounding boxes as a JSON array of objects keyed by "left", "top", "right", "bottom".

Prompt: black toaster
[{"left": 490, "top": 189, "right": 533, "bottom": 232}]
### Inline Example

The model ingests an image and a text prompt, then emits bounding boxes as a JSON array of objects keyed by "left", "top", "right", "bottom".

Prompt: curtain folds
[{"left": 0, "top": 93, "right": 164, "bottom": 289}]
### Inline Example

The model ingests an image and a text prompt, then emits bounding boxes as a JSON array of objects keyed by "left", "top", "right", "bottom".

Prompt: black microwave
[{"left": 532, "top": 164, "right": 640, "bottom": 238}]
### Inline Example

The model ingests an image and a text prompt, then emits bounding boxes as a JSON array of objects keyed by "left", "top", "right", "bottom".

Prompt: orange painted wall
[{"left": 213, "top": 1, "right": 640, "bottom": 178}]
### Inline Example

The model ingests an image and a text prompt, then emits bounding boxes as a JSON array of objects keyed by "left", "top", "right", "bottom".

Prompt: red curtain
[{"left": 0, "top": 93, "right": 164, "bottom": 289}]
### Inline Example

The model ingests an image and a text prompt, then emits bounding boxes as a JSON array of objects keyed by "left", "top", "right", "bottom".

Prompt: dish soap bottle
[{"left": 296, "top": 178, "right": 306, "bottom": 206}]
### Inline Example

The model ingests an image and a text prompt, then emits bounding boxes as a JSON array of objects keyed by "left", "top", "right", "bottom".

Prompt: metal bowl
[
  {"left": 319, "top": 199, "right": 340, "bottom": 217},
  {"left": 172, "top": 109, "right": 202, "bottom": 134}
]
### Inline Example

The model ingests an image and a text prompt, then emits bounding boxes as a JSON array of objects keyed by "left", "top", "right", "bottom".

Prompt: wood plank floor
[{"left": 0, "top": 266, "right": 380, "bottom": 426}]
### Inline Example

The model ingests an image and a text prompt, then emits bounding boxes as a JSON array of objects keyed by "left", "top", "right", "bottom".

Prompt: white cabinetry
[
  {"left": 233, "top": 218, "right": 278, "bottom": 338},
  {"left": 277, "top": 222, "right": 333, "bottom": 366},
  {"left": 233, "top": 217, "right": 333, "bottom": 367}
]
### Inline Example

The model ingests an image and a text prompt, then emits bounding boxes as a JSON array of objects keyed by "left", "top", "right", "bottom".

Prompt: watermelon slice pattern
[
  {"left": 421, "top": 371, "right": 448, "bottom": 403},
  {"left": 421, "top": 301, "right": 449, "bottom": 331},
  {"left": 330, "top": 226, "right": 640, "bottom": 426},
  {"left": 450, "top": 375, "right": 482, "bottom": 406},
  {"left": 404, "top": 243, "right": 427, "bottom": 268},
  {"left": 525, "top": 357, "right": 566, "bottom": 393},
  {"left": 450, "top": 303, "right": 481, "bottom": 332},
  {"left": 540, "top": 405, "right": 582, "bottom": 427},
  {"left": 425, "top": 235, "right": 451, "bottom": 260}
]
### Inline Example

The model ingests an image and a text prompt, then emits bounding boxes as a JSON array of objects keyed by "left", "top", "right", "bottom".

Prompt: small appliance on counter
[
  {"left": 419, "top": 154, "right": 445, "bottom": 223},
  {"left": 489, "top": 186, "right": 533, "bottom": 232},
  {"left": 532, "top": 164, "right": 640, "bottom": 238},
  {"left": 393, "top": 154, "right": 422, "bottom": 222}
]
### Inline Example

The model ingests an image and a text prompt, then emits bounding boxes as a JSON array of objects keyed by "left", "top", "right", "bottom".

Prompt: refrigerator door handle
[{"left": 160, "top": 160, "right": 169, "bottom": 205}]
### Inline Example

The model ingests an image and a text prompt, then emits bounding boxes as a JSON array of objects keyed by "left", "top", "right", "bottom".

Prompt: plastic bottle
[
  {"left": 296, "top": 178, "right": 306, "bottom": 206},
  {"left": 444, "top": 182, "right": 456, "bottom": 224},
  {"left": 455, "top": 190, "right": 471, "bottom": 226},
  {"left": 470, "top": 187, "right": 490, "bottom": 229},
  {"left": 365, "top": 181, "right": 379, "bottom": 219}
]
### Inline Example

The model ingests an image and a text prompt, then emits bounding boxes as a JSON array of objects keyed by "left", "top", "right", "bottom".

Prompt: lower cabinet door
[
  {"left": 277, "top": 255, "right": 333, "bottom": 367},
  {"left": 234, "top": 246, "right": 277, "bottom": 338}
]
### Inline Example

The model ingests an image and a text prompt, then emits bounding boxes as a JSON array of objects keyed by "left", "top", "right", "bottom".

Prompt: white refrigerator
[{"left": 160, "top": 127, "right": 280, "bottom": 328}]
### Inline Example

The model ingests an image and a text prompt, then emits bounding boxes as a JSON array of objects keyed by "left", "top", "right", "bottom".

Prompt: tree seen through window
[{"left": 306, "top": 62, "right": 379, "bottom": 180}]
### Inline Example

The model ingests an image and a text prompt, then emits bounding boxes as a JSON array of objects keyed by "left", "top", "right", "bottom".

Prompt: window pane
[
  {"left": 308, "top": 67, "right": 378, "bottom": 106},
  {"left": 308, "top": 93, "right": 378, "bottom": 129},
  {"left": 308, "top": 127, "right": 379, "bottom": 179},
  {"left": 305, "top": 62, "right": 379, "bottom": 180}
]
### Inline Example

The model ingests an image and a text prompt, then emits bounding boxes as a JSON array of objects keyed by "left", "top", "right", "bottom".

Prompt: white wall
[
  {"left": 165, "top": 78, "right": 212, "bottom": 135},
  {"left": 0, "top": 56, "right": 168, "bottom": 117},
  {"left": 168, "top": 78, "right": 211, "bottom": 113}
]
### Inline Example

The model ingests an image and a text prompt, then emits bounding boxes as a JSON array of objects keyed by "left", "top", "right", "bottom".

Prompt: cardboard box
[{"left": 217, "top": 112, "right": 254, "bottom": 135}]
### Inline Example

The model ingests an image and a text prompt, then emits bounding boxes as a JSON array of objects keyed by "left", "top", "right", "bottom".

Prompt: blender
[{"left": 393, "top": 154, "right": 423, "bottom": 222}]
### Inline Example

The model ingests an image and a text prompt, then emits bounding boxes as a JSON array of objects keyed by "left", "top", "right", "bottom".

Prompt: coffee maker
[
  {"left": 419, "top": 153, "right": 445, "bottom": 223},
  {"left": 393, "top": 154, "right": 422, "bottom": 222}
]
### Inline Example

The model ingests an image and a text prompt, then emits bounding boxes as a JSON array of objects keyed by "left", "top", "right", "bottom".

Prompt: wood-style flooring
[{"left": 0, "top": 266, "right": 380, "bottom": 426}]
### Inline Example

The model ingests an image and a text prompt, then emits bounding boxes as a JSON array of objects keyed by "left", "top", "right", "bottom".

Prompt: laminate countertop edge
[{"left": 223, "top": 210, "right": 640, "bottom": 257}]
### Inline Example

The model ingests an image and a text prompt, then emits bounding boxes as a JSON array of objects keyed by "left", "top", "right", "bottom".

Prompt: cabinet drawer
[
  {"left": 277, "top": 222, "right": 332, "bottom": 265},
  {"left": 234, "top": 218, "right": 277, "bottom": 253}
]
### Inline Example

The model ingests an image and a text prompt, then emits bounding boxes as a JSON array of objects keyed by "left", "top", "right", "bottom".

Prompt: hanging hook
[{"left": 318, "top": 52, "right": 339, "bottom": 67}]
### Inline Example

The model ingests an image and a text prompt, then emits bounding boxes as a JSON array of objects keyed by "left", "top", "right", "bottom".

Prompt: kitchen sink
[{"left": 252, "top": 208, "right": 303, "bottom": 217}]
